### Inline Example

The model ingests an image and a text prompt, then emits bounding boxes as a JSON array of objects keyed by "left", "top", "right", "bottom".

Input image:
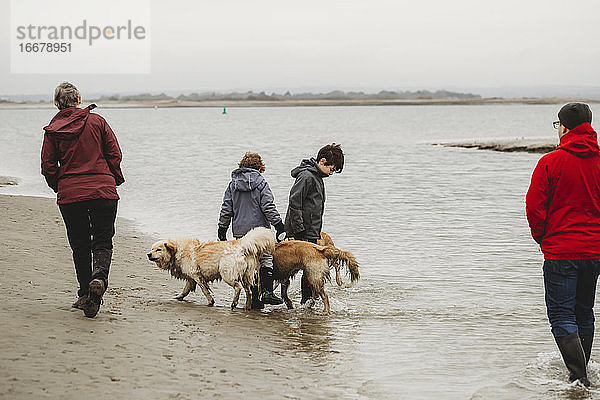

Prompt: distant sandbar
[
  {"left": 436, "top": 138, "right": 557, "bottom": 154},
  {"left": 0, "top": 176, "right": 19, "bottom": 187}
]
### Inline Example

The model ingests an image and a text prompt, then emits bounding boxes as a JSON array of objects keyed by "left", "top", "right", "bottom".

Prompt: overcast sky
[{"left": 1, "top": 0, "right": 599, "bottom": 96}]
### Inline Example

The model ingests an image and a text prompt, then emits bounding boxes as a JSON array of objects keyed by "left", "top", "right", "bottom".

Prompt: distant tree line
[{"left": 94, "top": 89, "right": 481, "bottom": 102}]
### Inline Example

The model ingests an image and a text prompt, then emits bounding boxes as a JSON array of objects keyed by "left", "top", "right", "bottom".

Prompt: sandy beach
[{"left": 0, "top": 194, "right": 346, "bottom": 400}]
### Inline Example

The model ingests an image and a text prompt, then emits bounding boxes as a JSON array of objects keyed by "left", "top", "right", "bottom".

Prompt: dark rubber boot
[
  {"left": 580, "top": 335, "right": 594, "bottom": 364},
  {"left": 91, "top": 249, "right": 112, "bottom": 288},
  {"left": 250, "top": 285, "right": 264, "bottom": 310},
  {"left": 260, "top": 268, "right": 283, "bottom": 305},
  {"left": 300, "top": 273, "right": 311, "bottom": 304},
  {"left": 72, "top": 295, "right": 88, "bottom": 310},
  {"left": 83, "top": 279, "right": 105, "bottom": 318},
  {"left": 83, "top": 249, "right": 111, "bottom": 318},
  {"left": 556, "top": 333, "right": 591, "bottom": 387}
]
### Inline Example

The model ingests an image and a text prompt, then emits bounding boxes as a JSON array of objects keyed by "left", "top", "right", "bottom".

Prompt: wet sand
[{"left": 0, "top": 194, "right": 349, "bottom": 399}]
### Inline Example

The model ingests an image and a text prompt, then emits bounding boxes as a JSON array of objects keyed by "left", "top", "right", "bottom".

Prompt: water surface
[{"left": 2, "top": 104, "right": 600, "bottom": 398}]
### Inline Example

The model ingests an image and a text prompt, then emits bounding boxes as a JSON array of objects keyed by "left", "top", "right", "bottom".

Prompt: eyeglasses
[{"left": 553, "top": 120, "right": 560, "bottom": 129}]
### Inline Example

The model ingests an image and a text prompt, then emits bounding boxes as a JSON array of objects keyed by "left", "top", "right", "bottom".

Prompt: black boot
[
  {"left": 82, "top": 249, "right": 111, "bottom": 318},
  {"left": 580, "top": 335, "right": 594, "bottom": 364},
  {"left": 300, "top": 273, "right": 312, "bottom": 304},
  {"left": 91, "top": 249, "right": 112, "bottom": 288},
  {"left": 555, "top": 333, "right": 591, "bottom": 387},
  {"left": 83, "top": 279, "right": 105, "bottom": 318},
  {"left": 260, "top": 268, "right": 283, "bottom": 305},
  {"left": 250, "top": 285, "right": 264, "bottom": 310}
]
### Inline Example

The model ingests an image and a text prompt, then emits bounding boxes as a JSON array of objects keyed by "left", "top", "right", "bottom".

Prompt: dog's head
[{"left": 147, "top": 240, "right": 177, "bottom": 269}]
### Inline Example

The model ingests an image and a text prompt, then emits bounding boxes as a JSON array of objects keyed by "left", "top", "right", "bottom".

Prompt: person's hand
[
  {"left": 274, "top": 222, "right": 286, "bottom": 242},
  {"left": 218, "top": 226, "right": 228, "bottom": 241}
]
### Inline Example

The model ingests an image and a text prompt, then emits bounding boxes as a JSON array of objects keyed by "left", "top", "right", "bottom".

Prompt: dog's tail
[
  {"left": 321, "top": 246, "right": 360, "bottom": 287},
  {"left": 238, "top": 227, "right": 276, "bottom": 257}
]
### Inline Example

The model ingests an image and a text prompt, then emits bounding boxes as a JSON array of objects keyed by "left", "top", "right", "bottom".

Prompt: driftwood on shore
[{"left": 435, "top": 138, "right": 558, "bottom": 154}]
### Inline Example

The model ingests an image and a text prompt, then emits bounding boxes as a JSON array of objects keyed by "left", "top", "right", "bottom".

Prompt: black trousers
[
  {"left": 298, "top": 236, "right": 318, "bottom": 303},
  {"left": 59, "top": 199, "right": 118, "bottom": 297}
]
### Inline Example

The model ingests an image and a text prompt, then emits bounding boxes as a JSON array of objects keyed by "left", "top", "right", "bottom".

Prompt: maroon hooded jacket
[
  {"left": 526, "top": 122, "right": 600, "bottom": 259},
  {"left": 41, "top": 104, "right": 124, "bottom": 204}
]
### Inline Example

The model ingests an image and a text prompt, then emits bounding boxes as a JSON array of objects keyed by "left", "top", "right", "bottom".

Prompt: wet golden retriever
[
  {"left": 317, "top": 232, "right": 352, "bottom": 287},
  {"left": 147, "top": 227, "right": 275, "bottom": 310},
  {"left": 272, "top": 240, "right": 359, "bottom": 313}
]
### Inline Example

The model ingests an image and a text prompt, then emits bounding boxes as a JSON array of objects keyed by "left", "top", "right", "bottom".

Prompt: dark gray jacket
[
  {"left": 284, "top": 158, "right": 329, "bottom": 241},
  {"left": 219, "top": 168, "right": 282, "bottom": 238}
]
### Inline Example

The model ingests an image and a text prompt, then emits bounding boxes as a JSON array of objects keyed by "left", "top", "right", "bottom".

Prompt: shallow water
[{"left": 2, "top": 104, "right": 600, "bottom": 398}]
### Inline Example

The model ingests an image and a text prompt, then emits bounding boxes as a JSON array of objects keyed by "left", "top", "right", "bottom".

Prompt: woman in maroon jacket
[
  {"left": 41, "top": 82, "right": 124, "bottom": 318},
  {"left": 526, "top": 103, "right": 600, "bottom": 387}
]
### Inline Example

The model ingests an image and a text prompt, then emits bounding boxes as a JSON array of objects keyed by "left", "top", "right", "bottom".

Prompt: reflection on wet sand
[{"left": 276, "top": 311, "right": 334, "bottom": 358}]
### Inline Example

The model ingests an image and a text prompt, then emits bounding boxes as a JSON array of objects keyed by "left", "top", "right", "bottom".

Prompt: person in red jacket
[
  {"left": 41, "top": 82, "right": 124, "bottom": 318},
  {"left": 526, "top": 103, "right": 600, "bottom": 387}
]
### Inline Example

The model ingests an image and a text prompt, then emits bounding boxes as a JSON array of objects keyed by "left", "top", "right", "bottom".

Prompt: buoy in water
[{"left": 222, "top": 107, "right": 227, "bottom": 114}]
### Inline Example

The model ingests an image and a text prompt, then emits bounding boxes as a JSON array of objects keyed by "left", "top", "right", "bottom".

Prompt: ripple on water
[{"left": 471, "top": 352, "right": 600, "bottom": 400}]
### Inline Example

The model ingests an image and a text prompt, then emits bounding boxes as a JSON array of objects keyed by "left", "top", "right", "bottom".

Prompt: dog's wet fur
[
  {"left": 273, "top": 240, "right": 359, "bottom": 313},
  {"left": 147, "top": 227, "right": 275, "bottom": 309},
  {"left": 317, "top": 232, "right": 350, "bottom": 287}
]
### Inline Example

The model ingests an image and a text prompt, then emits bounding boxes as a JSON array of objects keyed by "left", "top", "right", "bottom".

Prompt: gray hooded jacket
[
  {"left": 218, "top": 168, "right": 282, "bottom": 238},
  {"left": 284, "top": 158, "right": 328, "bottom": 240}
]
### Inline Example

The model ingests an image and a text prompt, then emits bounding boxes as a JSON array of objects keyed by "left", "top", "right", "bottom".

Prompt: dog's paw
[
  {"left": 175, "top": 295, "right": 186, "bottom": 301},
  {"left": 207, "top": 300, "right": 215, "bottom": 307}
]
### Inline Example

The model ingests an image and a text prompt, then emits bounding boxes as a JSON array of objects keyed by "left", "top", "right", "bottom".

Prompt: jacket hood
[
  {"left": 557, "top": 123, "right": 599, "bottom": 157},
  {"left": 231, "top": 168, "right": 265, "bottom": 191},
  {"left": 291, "top": 158, "right": 328, "bottom": 179},
  {"left": 43, "top": 104, "right": 97, "bottom": 138}
]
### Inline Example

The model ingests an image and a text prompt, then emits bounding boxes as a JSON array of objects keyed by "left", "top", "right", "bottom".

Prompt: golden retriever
[
  {"left": 147, "top": 227, "right": 275, "bottom": 310},
  {"left": 317, "top": 232, "right": 351, "bottom": 287},
  {"left": 272, "top": 240, "right": 359, "bottom": 313}
]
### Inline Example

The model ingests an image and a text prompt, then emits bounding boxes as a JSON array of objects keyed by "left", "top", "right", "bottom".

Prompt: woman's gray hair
[{"left": 54, "top": 82, "right": 80, "bottom": 110}]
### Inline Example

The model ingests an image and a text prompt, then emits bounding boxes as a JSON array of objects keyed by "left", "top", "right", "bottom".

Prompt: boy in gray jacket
[
  {"left": 218, "top": 152, "right": 285, "bottom": 308},
  {"left": 284, "top": 143, "right": 344, "bottom": 304}
]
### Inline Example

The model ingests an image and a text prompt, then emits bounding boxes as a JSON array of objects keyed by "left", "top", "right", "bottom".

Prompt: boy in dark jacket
[
  {"left": 284, "top": 143, "right": 344, "bottom": 304},
  {"left": 218, "top": 152, "right": 285, "bottom": 308}
]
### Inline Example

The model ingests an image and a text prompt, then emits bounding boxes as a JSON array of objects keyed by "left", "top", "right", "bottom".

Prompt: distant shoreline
[{"left": 1, "top": 97, "right": 599, "bottom": 110}]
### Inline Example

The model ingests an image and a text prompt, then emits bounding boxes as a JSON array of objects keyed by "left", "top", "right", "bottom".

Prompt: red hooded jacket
[
  {"left": 526, "top": 123, "right": 600, "bottom": 259},
  {"left": 41, "top": 105, "right": 124, "bottom": 205}
]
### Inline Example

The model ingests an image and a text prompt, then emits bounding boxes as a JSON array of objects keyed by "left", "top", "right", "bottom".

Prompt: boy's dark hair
[
  {"left": 317, "top": 143, "right": 344, "bottom": 173},
  {"left": 238, "top": 152, "right": 265, "bottom": 173},
  {"left": 558, "top": 102, "right": 592, "bottom": 129}
]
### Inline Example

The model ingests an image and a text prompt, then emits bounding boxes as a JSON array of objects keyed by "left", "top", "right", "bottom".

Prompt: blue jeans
[{"left": 543, "top": 259, "right": 600, "bottom": 339}]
